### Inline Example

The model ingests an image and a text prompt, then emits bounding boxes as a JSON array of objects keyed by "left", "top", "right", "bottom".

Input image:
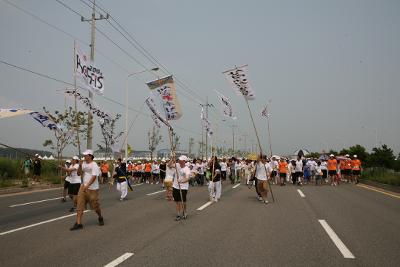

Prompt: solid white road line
[
  {"left": 318, "top": 219, "right": 355, "bottom": 259},
  {"left": 104, "top": 252, "right": 134, "bottom": 267},
  {"left": 146, "top": 190, "right": 166, "bottom": 196},
  {"left": 197, "top": 201, "right": 213, "bottom": 211},
  {"left": 9, "top": 197, "right": 63, "bottom": 207},
  {"left": 232, "top": 184, "right": 240, "bottom": 189},
  {"left": 297, "top": 189, "right": 306, "bottom": 198},
  {"left": 0, "top": 210, "right": 90, "bottom": 236},
  {"left": 132, "top": 183, "right": 143, "bottom": 187}
]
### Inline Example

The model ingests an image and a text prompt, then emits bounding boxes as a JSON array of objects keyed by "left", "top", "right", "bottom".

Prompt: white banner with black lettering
[
  {"left": 223, "top": 65, "right": 255, "bottom": 100},
  {"left": 75, "top": 46, "right": 104, "bottom": 95},
  {"left": 215, "top": 91, "right": 236, "bottom": 120}
]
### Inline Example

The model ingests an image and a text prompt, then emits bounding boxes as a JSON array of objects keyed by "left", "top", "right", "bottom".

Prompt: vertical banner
[
  {"left": 223, "top": 65, "right": 255, "bottom": 100},
  {"left": 215, "top": 91, "right": 236, "bottom": 120},
  {"left": 75, "top": 45, "right": 105, "bottom": 95},
  {"left": 146, "top": 76, "right": 182, "bottom": 120}
]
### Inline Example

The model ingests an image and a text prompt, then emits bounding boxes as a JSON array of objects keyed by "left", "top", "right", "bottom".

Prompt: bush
[
  {"left": 361, "top": 167, "right": 400, "bottom": 186},
  {"left": 0, "top": 157, "right": 21, "bottom": 179}
]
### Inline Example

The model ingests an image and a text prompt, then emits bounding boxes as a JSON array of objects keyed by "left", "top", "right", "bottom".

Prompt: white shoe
[
  {"left": 264, "top": 200, "right": 269, "bottom": 204},
  {"left": 258, "top": 196, "right": 263, "bottom": 201}
]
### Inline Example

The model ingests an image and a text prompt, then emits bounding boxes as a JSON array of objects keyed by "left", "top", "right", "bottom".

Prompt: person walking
[
  {"left": 170, "top": 155, "right": 190, "bottom": 221},
  {"left": 327, "top": 154, "right": 338, "bottom": 186},
  {"left": 70, "top": 149, "right": 104, "bottom": 231},
  {"left": 351, "top": 155, "right": 362, "bottom": 184},
  {"left": 208, "top": 156, "right": 222, "bottom": 202},
  {"left": 278, "top": 158, "right": 288, "bottom": 186},
  {"left": 60, "top": 156, "right": 81, "bottom": 212},
  {"left": 254, "top": 155, "right": 271, "bottom": 204},
  {"left": 113, "top": 158, "right": 128, "bottom": 201},
  {"left": 32, "top": 154, "right": 41, "bottom": 184}
]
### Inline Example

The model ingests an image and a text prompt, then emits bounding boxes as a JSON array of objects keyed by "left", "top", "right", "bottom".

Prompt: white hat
[
  {"left": 65, "top": 160, "right": 71, "bottom": 163},
  {"left": 345, "top": 154, "right": 350, "bottom": 157},
  {"left": 83, "top": 149, "right": 93, "bottom": 155},
  {"left": 35, "top": 154, "right": 39, "bottom": 157},
  {"left": 72, "top": 156, "right": 79, "bottom": 160},
  {"left": 354, "top": 155, "right": 358, "bottom": 158},
  {"left": 330, "top": 154, "right": 334, "bottom": 157},
  {"left": 178, "top": 155, "right": 188, "bottom": 161}
]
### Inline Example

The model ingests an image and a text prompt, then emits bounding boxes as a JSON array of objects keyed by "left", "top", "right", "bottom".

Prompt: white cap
[
  {"left": 35, "top": 154, "right": 39, "bottom": 157},
  {"left": 83, "top": 149, "right": 93, "bottom": 156},
  {"left": 345, "top": 154, "right": 350, "bottom": 157},
  {"left": 330, "top": 154, "right": 334, "bottom": 157},
  {"left": 354, "top": 155, "right": 357, "bottom": 158},
  {"left": 178, "top": 155, "right": 188, "bottom": 161},
  {"left": 65, "top": 160, "right": 71, "bottom": 163},
  {"left": 72, "top": 156, "right": 79, "bottom": 160}
]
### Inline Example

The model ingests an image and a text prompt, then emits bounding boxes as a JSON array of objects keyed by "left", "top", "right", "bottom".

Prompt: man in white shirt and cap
[
  {"left": 169, "top": 155, "right": 191, "bottom": 221},
  {"left": 254, "top": 154, "right": 271, "bottom": 204},
  {"left": 70, "top": 149, "right": 104, "bottom": 230}
]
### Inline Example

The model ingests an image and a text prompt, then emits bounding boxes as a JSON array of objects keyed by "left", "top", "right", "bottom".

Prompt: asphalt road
[{"left": 0, "top": 180, "right": 399, "bottom": 267}]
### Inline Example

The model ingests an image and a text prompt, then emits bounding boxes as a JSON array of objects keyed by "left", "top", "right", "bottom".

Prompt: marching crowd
[{"left": 59, "top": 150, "right": 362, "bottom": 229}]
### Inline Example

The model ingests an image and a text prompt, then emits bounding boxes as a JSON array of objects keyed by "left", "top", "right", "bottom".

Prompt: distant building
[{"left": 157, "top": 148, "right": 188, "bottom": 159}]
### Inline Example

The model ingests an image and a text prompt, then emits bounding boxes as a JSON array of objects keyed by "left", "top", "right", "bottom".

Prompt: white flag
[
  {"left": 75, "top": 46, "right": 104, "bottom": 95},
  {"left": 30, "top": 112, "right": 57, "bottom": 130},
  {"left": 145, "top": 95, "right": 173, "bottom": 130},
  {"left": 0, "top": 108, "right": 33, "bottom": 119},
  {"left": 215, "top": 91, "right": 236, "bottom": 120},
  {"left": 223, "top": 65, "right": 255, "bottom": 100}
]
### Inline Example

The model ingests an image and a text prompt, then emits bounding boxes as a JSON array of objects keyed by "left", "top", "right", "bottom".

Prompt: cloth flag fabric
[
  {"left": 215, "top": 91, "right": 236, "bottom": 120},
  {"left": 146, "top": 76, "right": 182, "bottom": 120},
  {"left": 200, "top": 107, "right": 213, "bottom": 137},
  {"left": 0, "top": 108, "right": 33, "bottom": 119},
  {"left": 75, "top": 46, "right": 104, "bottom": 95},
  {"left": 145, "top": 96, "right": 172, "bottom": 130},
  {"left": 261, "top": 105, "right": 271, "bottom": 118},
  {"left": 223, "top": 65, "right": 255, "bottom": 100},
  {"left": 29, "top": 112, "right": 57, "bottom": 130}
]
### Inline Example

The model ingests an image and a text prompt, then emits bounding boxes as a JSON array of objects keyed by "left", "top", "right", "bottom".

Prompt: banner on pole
[
  {"left": 215, "top": 91, "right": 236, "bottom": 120},
  {"left": 0, "top": 108, "right": 33, "bottom": 119},
  {"left": 75, "top": 46, "right": 104, "bottom": 95},
  {"left": 146, "top": 76, "right": 182, "bottom": 120},
  {"left": 30, "top": 112, "right": 58, "bottom": 130},
  {"left": 65, "top": 90, "right": 111, "bottom": 123},
  {"left": 145, "top": 96, "right": 173, "bottom": 130},
  {"left": 261, "top": 106, "right": 270, "bottom": 118},
  {"left": 223, "top": 65, "right": 255, "bottom": 100}
]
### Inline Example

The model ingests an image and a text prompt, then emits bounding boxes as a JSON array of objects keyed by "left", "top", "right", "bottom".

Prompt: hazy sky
[{"left": 1, "top": 0, "right": 399, "bottom": 156}]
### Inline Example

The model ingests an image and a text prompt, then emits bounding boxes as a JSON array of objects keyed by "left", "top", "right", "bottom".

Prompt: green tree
[
  {"left": 148, "top": 126, "right": 162, "bottom": 160},
  {"left": 368, "top": 144, "right": 395, "bottom": 169},
  {"left": 97, "top": 114, "right": 123, "bottom": 159}
]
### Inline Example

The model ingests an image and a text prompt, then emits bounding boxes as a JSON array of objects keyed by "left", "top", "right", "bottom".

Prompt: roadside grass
[{"left": 361, "top": 168, "right": 400, "bottom": 186}]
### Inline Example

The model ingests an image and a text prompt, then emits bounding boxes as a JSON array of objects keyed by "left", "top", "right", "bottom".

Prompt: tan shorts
[
  {"left": 164, "top": 180, "right": 173, "bottom": 188},
  {"left": 257, "top": 180, "right": 269, "bottom": 196},
  {"left": 76, "top": 187, "right": 100, "bottom": 212}
]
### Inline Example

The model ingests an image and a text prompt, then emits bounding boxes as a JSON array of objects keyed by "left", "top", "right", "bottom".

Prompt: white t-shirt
[
  {"left": 220, "top": 162, "right": 227, "bottom": 171},
  {"left": 320, "top": 161, "right": 328, "bottom": 170},
  {"left": 69, "top": 163, "right": 81, "bottom": 184},
  {"left": 65, "top": 164, "right": 71, "bottom": 182},
  {"left": 152, "top": 164, "right": 160, "bottom": 174},
  {"left": 307, "top": 160, "right": 317, "bottom": 171},
  {"left": 173, "top": 163, "right": 190, "bottom": 190},
  {"left": 255, "top": 161, "right": 271, "bottom": 181},
  {"left": 271, "top": 160, "right": 279, "bottom": 171},
  {"left": 82, "top": 161, "right": 100, "bottom": 190},
  {"left": 295, "top": 160, "right": 303, "bottom": 172}
]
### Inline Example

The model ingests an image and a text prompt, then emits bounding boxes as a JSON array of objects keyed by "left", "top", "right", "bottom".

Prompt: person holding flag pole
[{"left": 223, "top": 65, "right": 275, "bottom": 202}]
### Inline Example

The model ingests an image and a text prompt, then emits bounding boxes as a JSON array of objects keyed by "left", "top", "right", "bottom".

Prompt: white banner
[
  {"left": 147, "top": 76, "right": 182, "bottom": 120},
  {"left": 223, "top": 65, "right": 255, "bottom": 100},
  {"left": 75, "top": 47, "right": 104, "bottom": 95},
  {"left": 0, "top": 108, "right": 33, "bottom": 119},
  {"left": 145, "top": 96, "right": 173, "bottom": 130},
  {"left": 65, "top": 90, "right": 111, "bottom": 123},
  {"left": 215, "top": 91, "right": 236, "bottom": 120},
  {"left": 30, "top": 112, "right": 57, "bottom": 130}
]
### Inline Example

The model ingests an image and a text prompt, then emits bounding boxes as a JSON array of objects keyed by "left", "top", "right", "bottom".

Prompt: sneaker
[
  {"left": 98, "top": 216, "right": 104, "bottom": 226},
  {"left": 69, "top": 207, "right": 75, "bottom": 212},
  {"left": 264, "top": 200, "right": 269, "bottom": 204},
  {"left": 70, "top": 223, "right": 83, "bottom": 231},
  {"left": 182, "top": 214, "right": 187, "bottom": 220},
  {"left": 119, "top": 198, "right": 124, "bottom": 201},
  {"left": 213, "top": 198, "right": 218, "bottom": 202},
  {"left": 258, "top": 196, "right": 263, "bottom": 201},
  {"left": 175, "top": 215, "right": 181, "bottom": 221}
]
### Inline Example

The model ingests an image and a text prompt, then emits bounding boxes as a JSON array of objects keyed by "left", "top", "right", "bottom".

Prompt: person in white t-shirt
[
  {"left": 169, "top": 155, "right": 190, "bottom": 221},
  {"left": 294, "top": 156, "right": 304, "bottom": 185},
  {"left": 254, "top": 155, "right": 271, "bottom": 204},
  {"left": 70, "top": 150, "right": 104, "bottom": 231},
  {"left": 220, "top": 158, "right": 227, "bottom": 181},
  {"left": 61, "top": 160, "right": 72, "bottom": 203},
  {"left": 59, "top": 156, "right": 81, "bottom": 212}
]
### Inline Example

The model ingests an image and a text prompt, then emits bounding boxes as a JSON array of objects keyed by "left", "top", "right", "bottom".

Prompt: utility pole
[
  {"left": 230, "top": 124, "right": 237, "bottom": 155},
  {"left": 242, "top": 133, "right": 248, "bottom": 153},
  {"left": 200, "top": 98, "right": 213, "bottom": 160},
  {"left": 81, "top": 0, "right": 109, "bottom": 150}
]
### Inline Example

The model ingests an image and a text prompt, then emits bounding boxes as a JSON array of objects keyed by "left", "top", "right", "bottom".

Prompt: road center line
[
  {"left": 232, "top": 184, "right": 240, "bottom": 189},
  {"left": 318, "top": 219, "right": 355, "bottom": 259},
  {"left": 0, "top": 210, "right": 90, "bottom": 236},
  {"left": 9, "top": 197, "right": 63, "bottom": 207},
  {"left": 297, "top": 189, "right": 305, "bottom": 198},
  {"left": 146, "top": 190, "right": 166, "bottom": 196},
  {"left": 357, "top": 184, "right": 400, "bottom": 199},
  {"left": 104, "top": 252, "right": 134, "bottom": 267},
  {"left": 197, "top": 201, "right": 213, "bottom": 211}
]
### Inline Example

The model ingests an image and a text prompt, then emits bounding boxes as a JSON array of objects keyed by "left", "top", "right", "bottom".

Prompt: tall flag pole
[
  {"left": 261, "top": 99, "right": 273, "bottom": 157},
  {"left": 73, "top": 40, "right": 81, "bottom": 157},
  {"left": 223, "top": 65, "right": 275, "bottom": 202},
  {"left": 147, "top": 75, "right": 186, "bottom": 217}
]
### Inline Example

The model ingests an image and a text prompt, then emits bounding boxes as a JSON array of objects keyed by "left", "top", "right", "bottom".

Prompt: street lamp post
[{"left": 125, "top": 68, "right": 159, "bottom": 161}]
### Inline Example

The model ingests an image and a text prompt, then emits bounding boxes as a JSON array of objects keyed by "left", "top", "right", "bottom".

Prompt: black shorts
[
  {"left": 342, "top": 169, "right": 350, "bottom": 175},
  {"left": 271, "top": 171, "right": 277, "bottom": 177},
  {"left": 328, "top": 170, "right": 337, "bottom": 176},
  {"left": 101, "top": 172, "right": 108, "bottom": 178},
  {"left": 173, "top": 187, "right": 188, "bottom": 202},
  {"left": 64, "top": 180, "right": 70, "bottom": 189},
  {"left": 352, "top": 170, "right": 361, "bottom": 176},
  {"left": 68, "top": 183, "right": 80, "bottom": 195},
  {"left": 322, "top": 170, "right": 328, "bottom": 178},
  {"left": 280, "top": 173, "right": 286, "bottom": 178},
  {"left": 33, "top": 169, "right": 41, "bottom": 176}
]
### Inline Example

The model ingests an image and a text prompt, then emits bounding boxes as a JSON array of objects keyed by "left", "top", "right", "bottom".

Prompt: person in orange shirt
[
  {"left": 351, "top": 155, "right": 362, "bottom": 184},
  {"left": 145, "top": 161, "right": 152, "bottom": 184},
  {"left": 343, "top": 154, "right": 352, "bottom": 183},
  {"left": 327, "top": 154, "right": 338, "bottom": 186},
  {"left": 100, "top": 161, "right": 109, "bottom": 184},
  {"left": 278, "top": 158, "right": 288, "bottom": 186},
  {"left": 134, "top": 162, "right": 142, "bottom": 184}
]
